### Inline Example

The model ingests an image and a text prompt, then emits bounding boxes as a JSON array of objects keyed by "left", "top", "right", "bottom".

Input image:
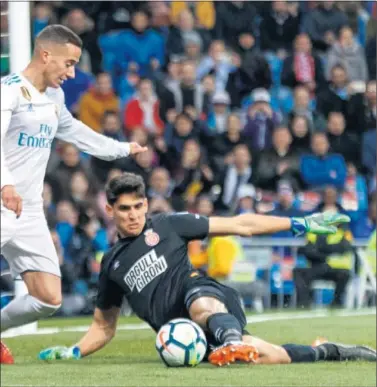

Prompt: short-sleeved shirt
[{"left": 96, "top": 212, "right": 209, "bottom": 331}]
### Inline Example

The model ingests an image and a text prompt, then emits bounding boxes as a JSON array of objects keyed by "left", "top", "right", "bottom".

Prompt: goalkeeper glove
[
  {"left": 38, "top": 346, "right": 81, "bottom": 361},
  {"left": 291, "top": 212, "right": 350, "bottom": 237}
]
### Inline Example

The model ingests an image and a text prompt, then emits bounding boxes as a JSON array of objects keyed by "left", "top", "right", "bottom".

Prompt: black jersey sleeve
[
  {"left": 96, "top": 266, "right": 124, "bottom": 310},
  {"left": 166, "top": 212, "right": 209, "bottom": 241}
]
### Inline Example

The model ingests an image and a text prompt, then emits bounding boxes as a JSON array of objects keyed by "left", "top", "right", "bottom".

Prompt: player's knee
[
  {"left": 189, "top": 296, "right": 227, "bottom": 327},
  {"left": 38, "top": 292, "right": 62, "bottom": 307}
]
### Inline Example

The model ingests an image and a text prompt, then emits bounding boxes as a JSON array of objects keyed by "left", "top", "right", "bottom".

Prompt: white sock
[{"left": 1, "top": 294, "right": 60, "bottom": 332}]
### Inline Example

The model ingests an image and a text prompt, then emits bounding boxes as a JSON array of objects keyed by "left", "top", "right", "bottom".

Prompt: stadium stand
[{"left": 1, "top": 0, "right": 376, "bottom": 314}]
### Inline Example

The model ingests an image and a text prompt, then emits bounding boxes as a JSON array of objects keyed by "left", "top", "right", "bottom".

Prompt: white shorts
[{"left": 1, "top": 207, "right": 61, "bottom": 278}]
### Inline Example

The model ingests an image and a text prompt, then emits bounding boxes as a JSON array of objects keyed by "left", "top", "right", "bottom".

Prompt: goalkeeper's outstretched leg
[{"left": 240, "top": 335, "right": 376, "bottom": 365}]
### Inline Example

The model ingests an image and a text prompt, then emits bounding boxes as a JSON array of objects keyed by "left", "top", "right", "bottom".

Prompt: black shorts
[{"left": 180, "top": 272, "right": 249, "bottom": 350}]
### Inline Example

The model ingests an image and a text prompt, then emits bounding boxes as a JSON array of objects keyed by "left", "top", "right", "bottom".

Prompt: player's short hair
[
  {"left": 106, "top": 173, "right": 146, "bottom": 205},
  {"left": 35, "top": 24, "right": 82, "bottom": 49}
]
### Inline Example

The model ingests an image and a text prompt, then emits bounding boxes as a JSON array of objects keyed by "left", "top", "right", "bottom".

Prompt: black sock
[
  {"left": 207, "top": 312, "right": 243, "bottom": 344},
  {"left": 282, "top": 344, "right": 317, "bottom": 363},
  {"left": 314, "top": 343, "right": 340, "bottom": 361}
]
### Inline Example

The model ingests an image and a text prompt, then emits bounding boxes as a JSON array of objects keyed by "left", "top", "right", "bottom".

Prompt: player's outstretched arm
[
  {"left": 56, "top": 95, "right": 147, "bottom": 160},
  {"left": 38, "top": 307, "right": 120, "bottom": 360},
  {"left": 208, "top": 212, "right": 350, "bottom": 237}
]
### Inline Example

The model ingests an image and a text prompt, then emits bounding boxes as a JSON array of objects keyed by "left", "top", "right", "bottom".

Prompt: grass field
[{"left": 1, "top": 309, "right": 376, "bottom": 387}]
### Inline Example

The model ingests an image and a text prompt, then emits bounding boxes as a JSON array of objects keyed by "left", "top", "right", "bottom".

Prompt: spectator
[
  {"left": 169, "top": 1, "right": 216, "bottom": 30},
  {"left": 288, "top": 86, "right": 326, "bottom": 132},
  {"left": 315, "top": 185, "right": 346, "bottom": 214},
  {"left": 62, "top": 208, "right": 109, "bottom": 295},
  {"left": 69, "top": 171, "right": 98, "bottom": 211},
  {"left": 269, "top": 180, "right": 303, "bottom": 218},
  {"left": 153, "top": 55, "right": 183, "bottom": 121},
  {"left": 366, "top": 34, "right": 376, "bottom": 80},
  {"left": 123, "top": 78, "right": 165, "bottom": 136},
  {"left": 123, "top": 146, "right": 155, "bottom": 184},
  {"left": 173, "top": 139, "right": 214, "bottom": 207},
  {"left": 352, "top": 193, "right": 377, "bottom": 238},
  {"left": 259, "top": 1, "right": 301, "bottom": 57},
  {"left": 290, "top": 115, "right": 311, "bottom": 154},
  {"left": 226, "top": 34, "right": 272, "bottom": 108},
  {"left": 148, "top": 168, "right": 185, "bottom": 210},
  {"left": 115, "top": 10, "right": 165, "bottom": 77},
  {"left": 302, "top": 1, "right": 348, "bottom": 52},
  {"left": 214, "top": 1, "right": 257, "bottom": 51},
  {"left": 214, "top": 144, "right": 254, "bottom": 213},
  {"left": 90, "top": 111, "right": 128, "bottom": 184},
  {"left": 42, "top": 181, "right": 57, "bottom": 226},
  {"left": 326, "top": 26, "right": 369, "bottom": 82},
  {"left": 235, "top": 184, "right": 257, "bottom": 215},
  {"left": 33, "top": 2, "right": 58, "bottom": 38},
  {"left": 243, "top": 88, "right": 282, "bottom": 152},
  {"left": 300, "top": 132, "right": 347, "bottom": 189},
  {"left": 256, "top": 125, "right": 301, "bottom": 191},
  {"left": 362, "top": 127, "right": 377, "bottom": 180},
  {"left": 201, "top": 74, "right": 216, "bottom": 100},
  {"left": 183, "top": 34, "right": 203, "bottom": 66},
  {"left": 148, "top": 197, "right": 174, "bottom": 215},
  {"left": 197, "top": 40, "right": 235, "bottom": 93},
  {"left": 316, "top": 64, "right": 350, "bottom": 118},
  {"left": 62, "top": 8, "right": 102, "bottom": 74},
  {"left": 166, "top": 9, "right": 209, "bottom": 58},
  {"left": 49, "top": 143, "right": 94, "bottom": 199},
  {"left": 159, "top": 112, "right": 202, "bottom": 170},
  {"left": 207, "top": 91, "right": 231, "bottom": 135},
  {"left": 294, "top": 227, "right": 353, "bottom": 308},
  {"left": 164, "top": 61, "right": 210, "bottom": 116},
  {"left": 61, "top": 67, "right": 94, "bottom": 115},
  {"left": 348, "top": 80, "right": 377, "bottom": 135},
  {"left": 209, "top": 113, "right": 247, "bottom": 170},
  {"left": 326, "top": 111, "right": 360, "bottom": 166},
  {"left": 147, "top": 167, "right": 173, "bottom": 200},
  {"left": 97, "top": 1, "right": 143, "bottom": 34},
  {"left": 366, "top": 9, "right": 376, "bottom": 79},
  {"left": 78, "top": 72, "right": 119, "bottom": 132},
  {"left": 96, "top": 168, "right": 123, "bottom": 245},
  {"left": 281, "top": 33, "right": 325, "bottom": 92}
]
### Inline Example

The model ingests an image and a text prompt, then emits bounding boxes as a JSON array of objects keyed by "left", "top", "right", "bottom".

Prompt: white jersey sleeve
[
  {"left": 55, "top": 89, "right": 130, "bottom": 161},
  {"left": 1, "top": 82, "right": 18, "bottom": 188}
]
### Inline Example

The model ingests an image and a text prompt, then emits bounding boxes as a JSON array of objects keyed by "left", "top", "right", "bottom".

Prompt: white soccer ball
[{"left": 155, "top": 318, "right": 207, "bottom": 367}]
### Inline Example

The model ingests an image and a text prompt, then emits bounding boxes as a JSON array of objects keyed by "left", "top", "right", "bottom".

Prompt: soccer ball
[{"left": 155, "top": 318, "right": 207, "bottom": 367}]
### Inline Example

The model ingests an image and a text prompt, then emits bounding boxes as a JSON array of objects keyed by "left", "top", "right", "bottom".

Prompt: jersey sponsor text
[{"left": 124, "top": 249, "right": 167, "bottom": 292}]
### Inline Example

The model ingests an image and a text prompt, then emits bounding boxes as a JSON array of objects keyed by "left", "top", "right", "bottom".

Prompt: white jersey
[{"left": 1, "top": 73, "right": 130, "bottom": 209}]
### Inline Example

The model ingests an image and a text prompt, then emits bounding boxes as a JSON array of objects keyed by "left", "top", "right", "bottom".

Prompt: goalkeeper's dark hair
[
  {"left": 35, "top": 24, "right": 82, "bottom": 49},
  {"left": 106, "top": 173, "right": 146, "bottom": 205}
]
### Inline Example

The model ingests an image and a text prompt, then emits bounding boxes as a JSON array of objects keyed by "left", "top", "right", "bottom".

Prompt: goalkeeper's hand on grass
[
  {"left": 291, "top": 212, "right": 350, "bottom": 237},
  {"left": 38, "top": 346, "right": 81, "bottom": 361}
]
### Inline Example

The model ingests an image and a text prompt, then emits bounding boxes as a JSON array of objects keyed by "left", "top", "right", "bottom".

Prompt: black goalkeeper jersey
[{"left": 96, "top": 212, "right": 209, "bottom": 331}]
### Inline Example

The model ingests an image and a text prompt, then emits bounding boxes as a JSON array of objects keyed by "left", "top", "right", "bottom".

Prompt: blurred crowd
[{"left": 1, "top": 1, "right": 376, "bottom": 313}]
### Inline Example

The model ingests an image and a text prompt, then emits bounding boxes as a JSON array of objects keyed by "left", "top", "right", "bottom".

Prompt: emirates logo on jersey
[{"left": 144, "top": 229, "right": 160, "bottom": 247}]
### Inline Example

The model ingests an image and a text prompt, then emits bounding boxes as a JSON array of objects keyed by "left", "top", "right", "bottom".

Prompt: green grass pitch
[{"left": 1, "top": 311, "right": 376, "bottom": 387}]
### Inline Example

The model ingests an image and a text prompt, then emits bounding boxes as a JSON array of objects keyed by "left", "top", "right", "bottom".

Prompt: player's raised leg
[{"left": 1, "top": 213, "right": 62, "bottom": 334}]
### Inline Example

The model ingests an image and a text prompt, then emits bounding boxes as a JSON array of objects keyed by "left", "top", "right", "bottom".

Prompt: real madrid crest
[
  {"left": 144, "top": 229, "right": 160, "bottom": 247},
  {"left": 20, "top": 86, "right": 31, "bottom": 101}
]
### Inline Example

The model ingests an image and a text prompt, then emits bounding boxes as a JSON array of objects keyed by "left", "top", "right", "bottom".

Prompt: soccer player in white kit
[{"left": 0, "top": 25, "right": 147, "bottom": 363}]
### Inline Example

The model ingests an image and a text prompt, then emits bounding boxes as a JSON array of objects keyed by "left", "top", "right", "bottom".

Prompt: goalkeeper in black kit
[{"left": 39, "top": 173, "right": 376, "bottom": 366}]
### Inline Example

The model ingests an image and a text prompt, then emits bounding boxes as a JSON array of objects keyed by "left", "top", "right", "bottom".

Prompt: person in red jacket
[{"left": 123, "top": 78, "right": 165, "bottom": 136}]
